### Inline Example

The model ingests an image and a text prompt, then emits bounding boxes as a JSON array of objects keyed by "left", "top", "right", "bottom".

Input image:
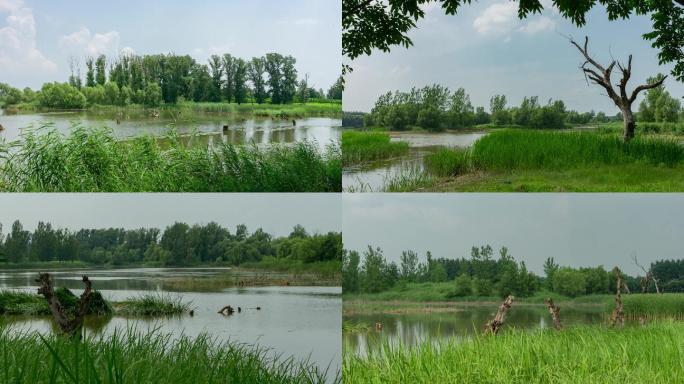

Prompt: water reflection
[{"left": 344, "top": 305, "right": 606, "bottom": 355}]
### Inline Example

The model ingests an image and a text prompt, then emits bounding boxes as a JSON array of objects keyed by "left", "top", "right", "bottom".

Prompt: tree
[
  {"left": 490, "top": 94, "right": 509, "bottom": 126},
  {"left": 248, "top": 57, "right": 267, "bottom": 104},
  {"left": 343, "top": 250, "right": 361, "bottom": 293},
  {"left": 543, "top": 257, "right": 559, "bottom": 289},
  {"left": 233, "top": 58, "right": 248, "bottom": 104},
  {"left": 571, "top": 36, "right": 667, "bottom": 142},
  {"left": 85, "top": 57, "right": 96, "bottom": 87},
  {"left": 281, "top": 55, "right": 298, "bottom": 104},
  {"left": 95, "top": 55, "right": 107, "bottom": 86},
  {"left": 208, "top": 55, "right": 224, "bottom": 102},
  {"left": 343, "top": 0, "right": 684, "bottom": 82},
  {"left": 452, "top": 274, "right": 473, "bottom": 297},
  {"left": 222, "top": 54, "right": 236, "bottom": 103},
  {"left": 552, "top": 267, "right": 587, "bottom": 297},
  {"left": 144, "top": 82, "right": 162, "bottom": 107},
  {"left": 38, "top": 83, "right": 86, "bottom": 109},
  {"left": 400, "top": 250, "right": 419, "bottom": 281},
  {"left": 327, "top": 76, "right": 343, "bottom": 100},
  {"left": 4, "top": 220, "right": 30, "bottom": 263},
  {"left": 297, "top": 73, "right": 310, "bottom": 104},
  {"left": 104, "top": 82, "right": 120, "bottom": 105}
]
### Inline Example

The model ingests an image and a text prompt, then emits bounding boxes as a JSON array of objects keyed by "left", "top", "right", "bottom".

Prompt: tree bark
[
  {"left": 623, "top": 109, "right": 636, "bottom": 142},
  {"left": 36, "top": 273, "right": 93, "bottom": 337},
  {"left": 544, "top": 298, "right": 563, "bottom": 330},
  {"left": 609, "top": 268, "right": 625, "bottom": 328},
  {"left": 483, "top": 295, "right": 513, "bottom": 335}
]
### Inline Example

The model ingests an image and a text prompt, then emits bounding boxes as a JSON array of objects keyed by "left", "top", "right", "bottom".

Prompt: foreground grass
[
  {"left": 0, "top": 328, "right": 332, "bottom": 384},
  {"left": 0, "top": 125, "right": 341, "bottom": 192},
  {"left": 0, "top": 290, "right": 190, "bottom": 317},
  {"left": 344, "top": 321, "right": 684, "bottom": 383},
  {"left": 342, "top": 131, "right": 409, "bottom": 166}
]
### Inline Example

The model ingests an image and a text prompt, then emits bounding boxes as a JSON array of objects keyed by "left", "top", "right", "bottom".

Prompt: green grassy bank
[
  {"left": 343, "top": 321, "right": 684, "bottom": 383},
  {"left": 0, "top": 327, "right": 331, "bottom": 384},
  {"left": 0, "top": 125, "right": 341, "bottom": 192}
]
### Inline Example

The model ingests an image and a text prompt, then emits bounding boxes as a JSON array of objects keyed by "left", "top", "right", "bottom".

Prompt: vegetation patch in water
[
  {"left": 116, "top": 294, "right": 192, "bottom": 316},
  {"left": 342, "top": 131, "right": 409, "bottom": 166},
  {"left": 0, "top": 125, "right": 341, "bottom": 192}
]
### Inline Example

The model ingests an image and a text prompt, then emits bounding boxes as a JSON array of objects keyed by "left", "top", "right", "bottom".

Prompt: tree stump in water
[
  {"left": 544, "top": 298, "right": 563, "bottom": 330},
  {"left": 218, "top": 305, "right": 234, "bottom": 315},
  {"left": 483, "top": 295, "right": 514, "bottom": 335},
  {"left": 35, "top": 273, "right": 93, "bottom": 337},
  {"left": 0, "top": 123, "right": 4, "bottom": 131}
]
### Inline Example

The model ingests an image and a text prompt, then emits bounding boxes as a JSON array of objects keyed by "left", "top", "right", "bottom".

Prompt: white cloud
[
  {"left": 519, "top": 16, "right": 556, "bottom": 35},
  {"left": 0, "top": 1, "right": 57, "bottom": 74},
  {"left": 120, "top": 46, "right": 135, "bottom": 56},
  {"left": 473, "top": 2, "right": 517, "bottom": 36},
  {"left": 59, "top": 27, "right": 121, "bottom": 57},
  {"left": 473, "top": 1, "right": 556, "bottom": 38}
]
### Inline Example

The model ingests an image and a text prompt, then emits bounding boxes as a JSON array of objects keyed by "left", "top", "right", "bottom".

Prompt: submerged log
[
  {"left": 609, "top": 268, "right": 625, "bottom": 328},
  {"left": 484, "top": 295, "right": 514, "bottom": 335},
  {"left": 375, "top": 322, "right": 383, "bottom": 331},
  {"left": 544, "top": 298, "right": 563, "bottom": 330},
  {"left": 35, "top": 273, "right": 93, "bottom": 337},
  {"left": 218, "top": 305, "right": 234, "bottom": 315}
]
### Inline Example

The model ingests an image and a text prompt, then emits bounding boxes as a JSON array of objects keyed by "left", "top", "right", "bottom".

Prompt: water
[
  {"left": 0, "top": 268, "right": 342, "bottom": 382},
  {"left": 0, "top": 111, "right": 341, "bottom": 151},
  {"left": 343, "top": 131, "right": 486, "bottom": 191},
  {"left": 344, "top": 304, "right": 605, "bottom": 355}
]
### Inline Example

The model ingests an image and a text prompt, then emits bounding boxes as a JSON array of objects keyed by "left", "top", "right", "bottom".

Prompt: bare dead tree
[
  {"left": 570, "top": 36, "right": 667, "bottom": 142},
  {"left": 632, "top": 255, "right": 661, "bottom": 294},
  {"left": 483, "top": 295, "right": 514, "bottom": 335},
  {"left": 544, "top": 298, "right": 563, "bottom": 330},
  {"left": 36, "top": 273, "right": 93, "bottom": 337},
  {"left": 609, "top": 268, "right": 625, "bottom": 328}
]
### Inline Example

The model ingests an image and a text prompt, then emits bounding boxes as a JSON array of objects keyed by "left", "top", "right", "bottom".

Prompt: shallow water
[
  {"left": 344, "top": 304, "right": 605, "bottom": 356},
  {"left": 0, "top": 268, "right": 342, "bottom": 382},
  {"left": 0, "top": 111, "right": 341, "bottom": 151},
  {"left": 343, "top": 131, "right": 486, "bottom": 191}
]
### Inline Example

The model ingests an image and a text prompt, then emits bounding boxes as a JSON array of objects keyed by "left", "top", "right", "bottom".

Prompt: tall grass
[
  {"left": 610, "top": 293, "right": 684, "bottom": 319},
  {"left": 344, "top": 321, "right": 684, "bottom": 383},
  {"left": 342, "top": 131, "right": 409, "bottom": 166},
  {"left": 0, "top": 327, "right": 333, "bottom": 384},
  {"left": 116, "top": 294, "right": 191, "bottom": 316},
  {"left": 423, "top": 147, "right": 471, "bottom": 177},
  {"left": 470, "top": 129, "right": 684, "bottom": 170},
  {"left": 0, "top": 125, "right": 341, "bottom": 192}
]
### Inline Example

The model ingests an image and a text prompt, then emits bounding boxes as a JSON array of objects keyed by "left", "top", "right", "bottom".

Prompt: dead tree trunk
[
  {"left": 483, "top": 295, "right": 513, "bottom": 335},
  {"left": 609, "top": 268, "right": 625, "bottom": 328},
  {"left": 632, "top": 255, "right": 661, "bottom": 294},
  {"left": 544, "top": 298, "right": 563, "bottom": 330},
  {"left": 36, "top": 273, "right": 93, "bottom": 337},
  {"left": 570, "top": 36, "right": 666, "bottom": 142}
]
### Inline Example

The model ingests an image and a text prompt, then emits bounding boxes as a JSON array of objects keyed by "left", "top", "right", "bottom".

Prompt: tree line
[
  {"left": 342, "top": 245, "right": 684, "bottom": 298},
  {"left": 0, "top": 221, "right": 341, "bottom": 267},
  {"left": 0, "top": 52, "right": 343, "bottom": 110},
  {"left": 362, "top": 80, "right": 682, "bottom": 131}
]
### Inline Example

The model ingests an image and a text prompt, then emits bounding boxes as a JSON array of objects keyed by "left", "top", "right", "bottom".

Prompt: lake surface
[
  {"left": 0, "top": 110, "right": 341, "bottom": 151},
  {"left": 0, "top": 268, "right": 342, "bottom": 382},
  {"left": 343, "top": 131, "right": 486, "bottom": 191},
  {"left": 344, "top": 304, "right": 605, "bottom": 356}
]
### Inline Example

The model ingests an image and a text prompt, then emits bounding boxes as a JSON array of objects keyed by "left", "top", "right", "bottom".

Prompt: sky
[
  {"left": 0, "top": 194, "right": 341, "bottom": 236},
  {"left": 0, "top": 0, "right": 341, "bottom": 90},
  {"left": 344, "top": 0, "right": 684, "bottom": 114},
  {"left": 343, "top": 194, "right": 684, "bottom": 276}
]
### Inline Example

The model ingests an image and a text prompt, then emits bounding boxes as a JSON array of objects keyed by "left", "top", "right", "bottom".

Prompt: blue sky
[
  {"left": 344, "top": 0, "right": 684, "bottom": 114},
  {"left": 0, "top": 0, "right": 341, "bottom": 90}
]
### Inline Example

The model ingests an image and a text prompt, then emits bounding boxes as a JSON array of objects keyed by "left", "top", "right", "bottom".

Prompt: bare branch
[{"left": 629, "top": 75, "right": 667, "bottom": 103}]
